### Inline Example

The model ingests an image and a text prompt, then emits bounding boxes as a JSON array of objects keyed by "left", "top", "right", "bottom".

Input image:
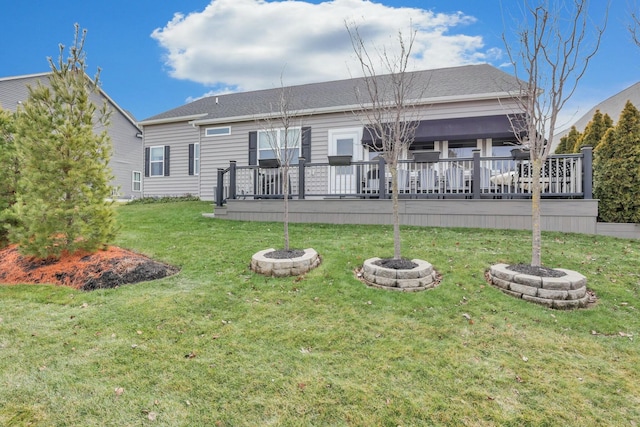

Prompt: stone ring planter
[
  {"left": 251, "top": 248, "right": 320, "bottom": 277},
  {"left": 361, "top": 257, "right": 438, "bottom": 291},
  {"left": 488, "top": 263, "right": 590, "bottom": 309}
]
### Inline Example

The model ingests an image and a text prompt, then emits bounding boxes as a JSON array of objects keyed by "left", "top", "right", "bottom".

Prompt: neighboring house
[
  {"left": 139, "top": 64, "right": 527, "bottom": 202},
  {"left": 0, "top": 72, "right": 143, "bottom": 200},
  {"left": 556, "top": 80, "right": 640, "bottom": 141}
]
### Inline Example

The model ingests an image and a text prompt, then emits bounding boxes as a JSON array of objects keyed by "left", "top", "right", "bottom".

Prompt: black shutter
[
  {"left": 164, "top": 146, "right": 170, "bottom": 176},
  {"left": 301, "top": 126, "right": 311, "bottom": 162},
  {"left": 144, "top": 147, "right": 150, "bottom": 177},
  {"left": 188, "top": 144, "right": 194, "bottom": 176},
  {"left": 248, "top": 131, "right": 257, "bottom": 165}
]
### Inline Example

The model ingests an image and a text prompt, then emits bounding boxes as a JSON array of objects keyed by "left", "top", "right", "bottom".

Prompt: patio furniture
[
  {"left": 444, "top": 165, "right": 467, "bottom": 193},
  {"left": 418, "top": 167, "right": 439, "bottom": 194},
  {"left": 362, "top": 168, "right": 380, "bottom": 197}
]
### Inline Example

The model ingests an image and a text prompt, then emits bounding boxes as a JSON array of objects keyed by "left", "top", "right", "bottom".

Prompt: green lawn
[{"left": 1, "top": 201, "right": 638, "bottom": 426}]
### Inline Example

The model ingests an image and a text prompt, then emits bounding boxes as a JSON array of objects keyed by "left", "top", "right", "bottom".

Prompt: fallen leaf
[
  {"left": 115, "top": 387, "right": 124, "bottom": 396},
  {"left": 137, "top": 330, "right": 143, "bottom": 335}
]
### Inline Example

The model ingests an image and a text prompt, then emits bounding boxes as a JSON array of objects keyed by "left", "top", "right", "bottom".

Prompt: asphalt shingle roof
[{"left": 141, "top": 64, "right": 522, "bottom": 123}]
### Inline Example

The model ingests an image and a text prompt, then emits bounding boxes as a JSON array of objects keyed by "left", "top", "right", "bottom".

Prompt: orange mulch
[{"left": 0, "top": 244, "right": 179, "bottom": 291}]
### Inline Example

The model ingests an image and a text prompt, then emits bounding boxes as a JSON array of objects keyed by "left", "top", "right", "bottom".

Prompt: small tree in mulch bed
[
  {"left": 250, "top": 76, "right": 320, "bottom": 275},
  {"left": 487, "top": 1, "right": 606, "bottom": 307},
  {"left": 346, "top": 23, "right": 438, "bottom": 290},
  {"left": 502, "top": 0, "right": 605, "bottom": 269}
]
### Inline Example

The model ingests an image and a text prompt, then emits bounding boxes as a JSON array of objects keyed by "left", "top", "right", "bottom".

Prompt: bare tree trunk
[
  {"left": 390, "top": 164, "right": 401, "bottom": 259},
  {"left": 283, "top": 163, "right": 290, "bottom": 251},
  {"left": 531, "top": 158, "right": 542, "bottom": 266}
]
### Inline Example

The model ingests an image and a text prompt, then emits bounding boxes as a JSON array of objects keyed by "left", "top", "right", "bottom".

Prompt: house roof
[
  {"left": 139, "top": 64, "right": 523, "bottom": 126},
  {"left": 0, "top": 72, "right": 140, "bottom": 130},
  {"left": 556, "top": 80, "right": 640, "bottom": 139}
]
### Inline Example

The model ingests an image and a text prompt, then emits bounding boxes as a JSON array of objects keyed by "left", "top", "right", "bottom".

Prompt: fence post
[
  {"left": 472, "top": 149, "right": 481, "bottom": 199},
  {"left": 297, "top": 157, "right": 306, "bottom": 199},
  {"left": 216, "top": 168, "right": 225, "bottom": 206},
  {"left": 378, "top": 156, "right": 387, "bottom": 199},
  {"left": 229, "top": 161, "right": 237, "bottom": 200},
  {"left": 581, "top": 146, "right": 593, "bottom": 199}
]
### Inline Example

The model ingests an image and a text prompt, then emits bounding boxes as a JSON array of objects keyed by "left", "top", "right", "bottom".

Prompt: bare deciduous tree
[
  {"left": 630, "top": 1, "right": 640, "bottom": 47},
  {"left": 258, "top": 77, "right": 304, "bottom": 252},
  {"left": 503, "top": 0, "right": 606, "bottom": 267},
  {"left": 347, "top": 23, "right": 424, "bottom": 260}
]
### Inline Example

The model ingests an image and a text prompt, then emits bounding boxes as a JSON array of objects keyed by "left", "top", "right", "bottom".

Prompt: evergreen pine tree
[
  {"left": 593, "top": 101, "right": 640, "bottom": 223},
  {"left": 573, "top": 109, "right": 613, "bottom": 152},
  {"left": 11, "top": 25, "right": 117, "bottom": 258},
  {"left": 0, "top": 108, "right": 19, "bottom": 247},
  {"left": 555, "top": 126, "right": 581, "bottom": 154}
]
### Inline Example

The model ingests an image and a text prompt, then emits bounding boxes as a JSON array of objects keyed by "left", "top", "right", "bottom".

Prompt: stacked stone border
[
  {"left": 361, "top": 257, "right": 438, "bottom": 292},
  {"left": 488, "top": 263, "right": 589, "bottom": 309},
  {"left": 251, "top": 248, "right": 321, "bottom": 277}
]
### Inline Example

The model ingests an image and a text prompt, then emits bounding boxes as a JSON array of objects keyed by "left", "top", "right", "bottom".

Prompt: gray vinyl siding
[
  {"left": 103, "top": 100, "right": 142, "bottom": 199},
  {"left": 141, "top": 121, "right": 201, "bottom": 197},
  {"left": 141, "top": 97, "right": 519, "bottom": 201}
]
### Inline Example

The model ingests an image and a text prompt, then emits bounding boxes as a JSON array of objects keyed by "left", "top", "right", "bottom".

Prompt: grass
[{"left": 1, "top": 200, "right": 639, "bottom": 426}]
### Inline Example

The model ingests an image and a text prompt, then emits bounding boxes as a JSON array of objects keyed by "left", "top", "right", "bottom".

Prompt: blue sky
[{"left": 0, "top": 0, "right": 635, "bottom": 131}]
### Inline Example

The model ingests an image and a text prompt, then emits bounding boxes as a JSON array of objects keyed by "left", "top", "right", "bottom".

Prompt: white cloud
[{"left": 151, "top": 0, "right": 501, "bottom": 96}]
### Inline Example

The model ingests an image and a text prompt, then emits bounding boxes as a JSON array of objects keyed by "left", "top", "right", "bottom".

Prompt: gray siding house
[
  {"left": 0, "top": 72, "right": 143, "bottom": 199},
  {"left": 139, "top": 64, "right": 527, "bottom": 201}
]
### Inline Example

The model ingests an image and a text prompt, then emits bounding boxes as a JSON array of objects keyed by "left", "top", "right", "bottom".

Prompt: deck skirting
[{"left": 215, "top": 199, "right": 599, "bottom": 235}]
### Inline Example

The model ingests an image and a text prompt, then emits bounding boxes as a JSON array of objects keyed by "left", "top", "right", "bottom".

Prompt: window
[
  {"left": 258, "top": 128, "right": 301, "bottom": 164},
  {"left": 145, "top": 146, "right": 170, "bottom": 177},
  {"left": 189, "top": 143, "right": 200, "bottom": 175},
  {"left": 132, "top": 171, "right": 141, "bottom": 191},
  {"left": 205, "top": 126, "right": 231, "bottom": 137},
  {"left": 150, "top": 146, "right": 165, "bottom": 176},
  {"left": 447, "top": 141, "right": 477, "bottom": 159}
]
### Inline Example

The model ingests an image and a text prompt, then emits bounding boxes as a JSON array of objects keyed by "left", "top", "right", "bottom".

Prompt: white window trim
[
  {"left": 205, "top": 126, "right": 231, "bottom": 137},
  {"left": 149, "top": 145, "right": 165, "bottom": 177},
  {"left": 132, "top": 170, "right": 142, "bottom": 192},
  {"left": 193, "top": 143, "right": 200, "bottom": 176}
]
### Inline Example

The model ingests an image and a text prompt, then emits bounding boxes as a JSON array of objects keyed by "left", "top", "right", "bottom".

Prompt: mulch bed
[
  {"left": 507, "top": 263, "right": 567, "bottom": 277},
  {"left": 0, "top": 244, "right": 179, "bottom": 291}
]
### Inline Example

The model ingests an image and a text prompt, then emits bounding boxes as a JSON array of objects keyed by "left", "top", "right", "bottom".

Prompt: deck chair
[
  {"left": 445, "top": 166, "right": 466, "bottom": 193},
  {"left": 397, "top": 168, "right": 411, "bottom": 193},
  {"left": 418, "top": 167, "right": 438, "bottom": 194},
  {"left": 361, "top": 168, "right": 380, "bottom": 197}
]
